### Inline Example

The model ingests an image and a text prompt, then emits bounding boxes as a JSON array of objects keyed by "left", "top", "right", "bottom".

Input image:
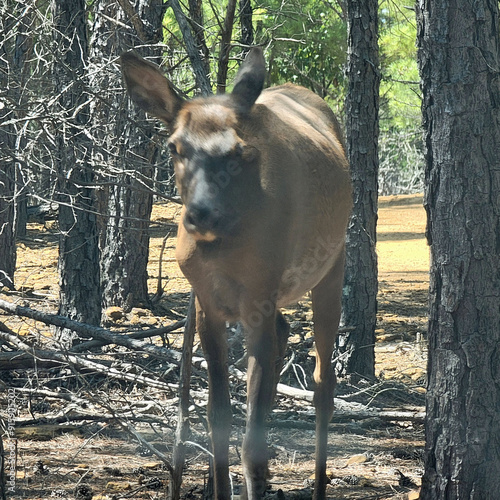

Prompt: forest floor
[{"left": 1, "top": 194, "right": 429, "bottom": 500}]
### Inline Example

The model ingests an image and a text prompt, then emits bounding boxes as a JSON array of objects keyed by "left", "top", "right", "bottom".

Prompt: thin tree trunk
[
  {"left": 239, "top": 0, "right": 253, "bottom": 54},
  {"left": 216, "top": 0, "right": 237, "bottom": 94},
  {"left": 416, "top": 0, "right": 500, "bottom": 498},
  {"left": 52, "top": 0, "right": 101, "bottom": 346},
  {"left": 188, "top": 0, "right": 211, "bottom": 80},
  {"left": 171, "top": 291, "right": 196, "bottom": 500},
  {"left": 0, "top": 161, "right": 15, "bottom": 291},
  {"left": 340, "top": 0, "right": 379, "bottom": 380},
  {"left": 169, "top": 0, "right": 212, "bottom": 95}
]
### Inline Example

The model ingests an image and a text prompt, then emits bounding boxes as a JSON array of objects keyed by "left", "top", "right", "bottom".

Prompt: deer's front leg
[
  {"left": 242, "top": 308, "right": 288, "bottom": 499},
  {"left": 196, "top": 299, "right": 232, "bottom": 500}
]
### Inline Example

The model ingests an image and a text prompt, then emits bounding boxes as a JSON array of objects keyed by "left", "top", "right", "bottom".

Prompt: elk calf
[{"left": 121, "top": 48, "right": 352, "bottom": 500}]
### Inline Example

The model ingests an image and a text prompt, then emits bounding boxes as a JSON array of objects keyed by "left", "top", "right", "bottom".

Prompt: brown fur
[{"left": 121, "top": 48, "right": 352, "bottom": 500}]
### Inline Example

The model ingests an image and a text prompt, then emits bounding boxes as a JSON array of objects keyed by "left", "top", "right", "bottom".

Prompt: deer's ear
[
  {"left": 120, "top": 51, "right": 183, "bottom": 125},
  {"left": 232, "top": 47, "right": 266, "bottom": 114}
]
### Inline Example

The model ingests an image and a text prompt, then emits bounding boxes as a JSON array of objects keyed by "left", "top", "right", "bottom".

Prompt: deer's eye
[{"left": 168, "top": 142, "right": 178, "bottom": 156}]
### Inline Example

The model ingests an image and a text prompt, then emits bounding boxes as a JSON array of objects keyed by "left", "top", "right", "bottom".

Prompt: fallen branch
[
  {"left": 0, "top": 328, "right": 175, "bottom": 391},
  {"left": 0, "top": 298, "right": 183, "bottom": 362},
  {"left": 231, "top": 366, "right": 425, "bottom": 423},
  {"left": 0, "top": 351, "right": 62, "bottom": 370},
  {"left": 70, "top": 318, "right": 186, "bottom": 353}
]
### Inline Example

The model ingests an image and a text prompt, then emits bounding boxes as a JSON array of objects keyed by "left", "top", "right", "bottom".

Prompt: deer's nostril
[{"left": 186, "top": 205, "right": 217, "bottom": 231}]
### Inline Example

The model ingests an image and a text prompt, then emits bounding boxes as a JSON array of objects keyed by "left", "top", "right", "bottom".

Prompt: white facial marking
[{"left": 185, "top": 128, "right": 238, "bottom": 157}]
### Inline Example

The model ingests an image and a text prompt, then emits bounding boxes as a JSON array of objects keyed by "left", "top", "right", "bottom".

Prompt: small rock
[
  {"left": 105, "top": 481, "right": 131, "bottom": 491},
  {"left": 131, "top": 307, "right": 149, "bottom": 317},
  {"left": 105, "top": 306, "right": 124, "bottom": 321},
  {"left": 344, "top": 452, "right": 372, "bottom": 466}
]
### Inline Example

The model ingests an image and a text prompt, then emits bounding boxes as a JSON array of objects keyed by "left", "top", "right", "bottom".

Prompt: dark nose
[{"left": 185, "top": 204, "right": 220, "bottom": 233}]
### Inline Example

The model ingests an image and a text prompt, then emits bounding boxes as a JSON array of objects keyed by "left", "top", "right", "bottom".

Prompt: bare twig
[
  {"left": 120, "top": 420, "right": 174, "bottom": 475},
  {"left": 171, "top": 290, "right": 196, "bottom": 500},
  {"left": 152, "top": 229, "right": 173, "bottom": 304}
]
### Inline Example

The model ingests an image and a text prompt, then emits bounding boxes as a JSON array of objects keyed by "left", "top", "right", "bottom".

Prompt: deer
[{"left": 120, "top": 47, "right": 352, "bottom": 500}]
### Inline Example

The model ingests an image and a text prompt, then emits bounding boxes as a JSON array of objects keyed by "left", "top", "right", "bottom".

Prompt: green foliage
[
  {"left": 161, "top": 0, "right": 347, "bottom": 105},
  {"left": 379, "top": 0, "right": 421, "bottom": 131},
  {"left": 378, "top": 0, "right": 424, "bottom": 194},
  {"left": 259, "top": 0, "right": 347, "bottom": 107}
]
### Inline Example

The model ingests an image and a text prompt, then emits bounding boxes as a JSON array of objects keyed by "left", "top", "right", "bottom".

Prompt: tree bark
[
  {"left": 0, "top": 158, "right": 16, "bottom": 291},
  {"left": 187, "top": 0, "right": 211, "bottom": 81},
  {"left": 91, "top": 0, "right": 165, "bottom": 312},
  {"left": 12, "top": 4, "right": 33, "bottom": 239},
  {"left": 52, "top": 0, "right": 101, "bottom": 346},
  {"left": 416, "top": 0, "right": 500, "bottom": 497},
  {"left": 340, "top": 0, "right": 379, "bottom": 380},
  {"left": 0, "top": 8, "right": 17, "bottom": 290}
]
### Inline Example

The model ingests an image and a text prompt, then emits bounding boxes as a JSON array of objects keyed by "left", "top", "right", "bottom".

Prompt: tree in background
[
  {"left": 339, "top": 0, "right": 380, "bottom": 380},
  {"left": 417, "top": 0, "right": 500, "bottom": 496},
  {"left": 11, "top": 3, "right": 34, "bottom": 239},
  {"left": 90, "top": 0, "right": 166, "bottom": 312},
  {"left": 239, "top": 0, "right": 254, "bottom": 54},
  {"left": 0, "top": 65, "right": 16, "bottom": 290},
  {"left": 52, "top": 0, "right": 101, "bottom": 345},
  {"left": 0, "top": 6, "right": 19, "bottom": 290}
]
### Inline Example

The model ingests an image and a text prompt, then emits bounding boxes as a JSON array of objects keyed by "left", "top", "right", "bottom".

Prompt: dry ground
[{"left": 1, "top": 194, "right": 428, "bottom": 500}]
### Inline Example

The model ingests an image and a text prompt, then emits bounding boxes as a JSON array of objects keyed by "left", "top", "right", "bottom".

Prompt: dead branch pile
[{"left": 0, "top": 297, "right": 424, "bottom": 497}]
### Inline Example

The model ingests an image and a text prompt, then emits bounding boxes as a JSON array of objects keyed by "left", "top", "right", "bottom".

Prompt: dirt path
[{"left": 376, "top": 195, "right": 428, "bottom": 384}]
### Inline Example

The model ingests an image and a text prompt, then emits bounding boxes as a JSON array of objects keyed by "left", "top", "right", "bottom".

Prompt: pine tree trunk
[
  {"left": 0, "top": 10, "right": 17, "bottom": 290},
  {"left": 91, "top": 0, "right": 165, "bottom": 312},
  {"left": 340, "top": 0, "right": 380, "bottom": 380},
  {"left": 0, "top": 163, "right": 16, "bottom": 290},
  {"left": 12, "top": 4, "right": 33, "bottom": 239},
  {"left": 52, "top": 0, "right": 101, "bottom": 345},
  {"left": 416, "top": 0, "right": 500, "bottom": 497},
  {"left": 187, "top": 0, "right": 211, "bottom": 79}
]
